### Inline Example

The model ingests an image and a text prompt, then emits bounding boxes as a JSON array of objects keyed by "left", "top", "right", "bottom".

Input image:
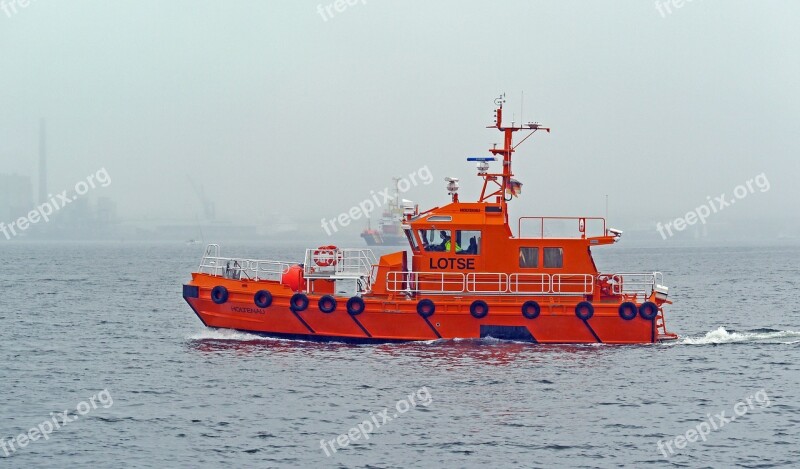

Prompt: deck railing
[
  {"left": 196, "top": 244, "right": 663, "bottom": 299},
  {"left": 387, "top": 270, "right": 662, "bottom": 297},
  {"left": 517, "top": 216, "right": 607, "bottom": 239},
  {"left": 387, "top": 271, "right": 465, "bottom": 294},
  {"left": 303, "top": 248, "right": 377, "bottom": 278},
  {"left": 508, "top": 273, "right": 550, "bottom": 294},
  {"left": 303, "top": 248, "right": 378, "bottom": 292},
  {"left": 605, "top": 272, "right": 663, "bottom": 296},
  {"left": 198, "top": 244, "right": 294, "bottom": 281}
]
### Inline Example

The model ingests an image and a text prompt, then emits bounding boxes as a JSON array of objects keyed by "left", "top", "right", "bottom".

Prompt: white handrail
[
  {"left": 198, "top": 244, "right": 294, "bottom": 282},
  {"left": 508, "top": 273, "right": 550, "bottom": 294},
  {"left": 302, "top": 248, "right": 378, "bottom": 292},
  {"left": 466, "top": 272, "right": 508, "bottom": 293},
  {"left": 387, "top": 271, "right": 465, "bottom": 293},
  {"left": 602, "top": 272, "right": 662, "bottom": 296},
  {"left": 387, "top": 271, "right": 663, "bottom": 296},
  {"left": 552, "top": 274, "right": 594, "bottom": 295},
  {"left": 303, "top": 248, "right": 377, "bottom": 278}
]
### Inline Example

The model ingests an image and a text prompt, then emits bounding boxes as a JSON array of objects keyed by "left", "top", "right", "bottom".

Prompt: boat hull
[{"left": 184, "top": 276, "right": 673, "bottom": 344}]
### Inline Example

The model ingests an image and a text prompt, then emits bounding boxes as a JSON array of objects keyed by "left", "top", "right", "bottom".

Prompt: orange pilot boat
[{"left": 183, "top": 96, "right": 678, "bottom": 344}]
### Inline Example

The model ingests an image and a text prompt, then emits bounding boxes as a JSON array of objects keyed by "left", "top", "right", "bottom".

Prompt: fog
[{"left": 1, "top": 0, "right": 797, "bottom": 244}]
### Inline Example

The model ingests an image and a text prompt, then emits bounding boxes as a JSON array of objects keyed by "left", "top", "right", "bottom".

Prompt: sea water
[{"left": 1, "top": 242, "right": 798, "bottom": 468}]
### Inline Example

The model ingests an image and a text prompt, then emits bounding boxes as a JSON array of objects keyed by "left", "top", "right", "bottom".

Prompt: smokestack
[{"left": 39, "top": 118, "right": 47, "bottom": 204}]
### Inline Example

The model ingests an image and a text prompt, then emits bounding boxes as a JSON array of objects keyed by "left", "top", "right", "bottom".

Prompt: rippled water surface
[{"left": 1, "top": 242, "right": 799, "bottom": 468}]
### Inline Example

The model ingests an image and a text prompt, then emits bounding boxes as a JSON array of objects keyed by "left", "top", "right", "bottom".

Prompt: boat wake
[
  {"left": 187, "top": 328, "right": 268, "bottom": 342},
  {"left": 680, "top": 327, "right": 800, "bottom": 345},
  {"left": 186, "top": 327, "right": 800, "bottom": 347}
]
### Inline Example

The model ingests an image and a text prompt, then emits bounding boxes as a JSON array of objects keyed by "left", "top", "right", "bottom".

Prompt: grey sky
[{"left": 1, "top": 0, "right": 797, "bottom": 239}]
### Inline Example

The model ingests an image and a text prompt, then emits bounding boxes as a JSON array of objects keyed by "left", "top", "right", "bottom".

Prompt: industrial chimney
[{"left": 39, "top": 118, "right": 47, "bottom": 204}]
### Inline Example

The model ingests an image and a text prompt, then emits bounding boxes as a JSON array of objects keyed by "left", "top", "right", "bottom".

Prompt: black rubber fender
[
  {"left": 416, "top": 299, "right": 435, "bottom": 318},
  {"left": 290, "top": 293, "right": 309, "bottom": 312},
  {"left": 211, "top": 286, "right": 229, "bottom": 305},
  {"left": 318, "top": 295, "right": 337, "bottom": 313},
  {"left": 470, "top": 300, "right": 489, "bottom": 319},
  {"left": 575, "top": 301, "right": 594, "bottom": 320},
  {"left": 254, "top": 290, "right": 272, "bottom": 308},
  {"left": 521, "top": 300, "right": 541, "bottom": 319},
  {"left": 639, "top": 301, "right": 659, "bottom": 320},
  {"left": 618, "top": 301, "right": 637, "bottom": 320},
  {"left": 346, "top": 296, "right": 366, "bottom": 316}
]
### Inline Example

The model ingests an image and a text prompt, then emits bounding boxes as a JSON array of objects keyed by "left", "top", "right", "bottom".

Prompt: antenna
[
  {"left": 521, "top": 90, "right": 524, "bottom": 126},
  {"left": 605, "top": 194, "right": 609, "bottom": 220}
]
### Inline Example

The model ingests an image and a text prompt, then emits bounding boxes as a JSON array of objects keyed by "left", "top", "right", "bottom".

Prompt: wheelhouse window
[
  {"left": 519, "top": 247, "right": 538, "bottom": 268},
  {"left": 418, "top": 229, "right": 451, "bottom": 252},
  {"left": 544, "top": 247, "right": 563, "bottom": 268},
  {"left": 456, "top": 230, "right": 481, "bottom": 255},
  {"left": 405, "top": 229, "right": 420, "bottom": 253}
]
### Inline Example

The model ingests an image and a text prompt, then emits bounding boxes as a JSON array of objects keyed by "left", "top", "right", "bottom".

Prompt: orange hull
[{"left": 184, "top": 274, "right": 673, "bottom": 344}]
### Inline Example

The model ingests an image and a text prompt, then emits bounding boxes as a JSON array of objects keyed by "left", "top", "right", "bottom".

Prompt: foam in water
[
  {"left": 188, "top": 326, "right": 800, "bottom": 345},
  {"left": 682, "top": 326, "right": 800, "bottom": 345},
  {"left": 188, "top": 328, "right": 267, "bottom": 341}
]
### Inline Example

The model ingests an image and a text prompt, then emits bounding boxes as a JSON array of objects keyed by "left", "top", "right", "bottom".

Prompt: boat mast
[
  {"left": 478, "top": 94, "right": 549, "bottom": 221},
  {"left": 491, "top": 95, "right": 515, "bottom": 217}
]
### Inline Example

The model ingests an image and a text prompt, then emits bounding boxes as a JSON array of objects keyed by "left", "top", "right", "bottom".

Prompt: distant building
[
  {"left": 0, "top": 174, "right": 33, "bottom": 223},
  {"left": 96, "top": 197, "right": 117, "bottom": 225}
]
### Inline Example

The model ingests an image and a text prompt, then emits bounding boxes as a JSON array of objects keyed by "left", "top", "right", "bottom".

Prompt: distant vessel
[
  {"left": 183, "top": 95, "right": 677, "bottom": 344},
  {"left": 360, "top": 178, "right": 406, "bottom": 246}
]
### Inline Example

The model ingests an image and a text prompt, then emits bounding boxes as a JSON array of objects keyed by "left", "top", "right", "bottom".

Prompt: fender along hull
[{"left": 184, "top": 280, "right": 668, "bottom": 344}]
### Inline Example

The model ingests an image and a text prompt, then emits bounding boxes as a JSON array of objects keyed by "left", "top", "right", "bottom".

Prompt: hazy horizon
[{"left": 2, "top": 1, "right": 798, "bottom": 244}]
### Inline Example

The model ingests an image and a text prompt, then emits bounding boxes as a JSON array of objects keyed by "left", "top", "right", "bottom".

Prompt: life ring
[
  {"left": 318, "top": 295, "right": 337, "bottom": 313},
  {"left": 575, "top": 301, "right": 594, "bottom": 320},
  {"left": 211, "top": 286, "right": 229, "bottom": 304},
  {"left": 313, "top": 245, "right": 339, "bottom": 267},
  {"left": 290, "top": 293, "right": 309, "bottom": 312},
  {"left": 639, "top": 301, "right": 659, "bottom": 320},
  {"left": 254, "top": 290, "right": 272, "bottom": 308},
  {"left": 522, "top": 300, "right": 541, "bottom": 319},
  {"left": 618, "top": 301, "right": 637, "bottom": 320},
  {"left": 597, "top": 274, "right": 613, "bottom": 296},
  {"left": 598, "top": 274, "right": 622, "bottom": 296},
  {"left": 417, "top": 299, "right": 435, "bottom": 318},
  {"left": 346, "top": 296, "right": 365, "bottom": 316},
  {"left": 470, "top": 300, "right": 489, "bottom": 319}
]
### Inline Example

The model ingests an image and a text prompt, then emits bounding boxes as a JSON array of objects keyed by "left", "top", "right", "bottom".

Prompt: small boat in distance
[
  {"left": 360, "top": 178, "right": 406, "bottom": 246},
  {"left": 183, "top": 95, "right": 678, "bottom": 344}
]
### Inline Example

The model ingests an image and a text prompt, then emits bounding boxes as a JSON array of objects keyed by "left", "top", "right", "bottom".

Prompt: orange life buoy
[{"left": 313, "top": 245, "right": 339, "bottom": 267}]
